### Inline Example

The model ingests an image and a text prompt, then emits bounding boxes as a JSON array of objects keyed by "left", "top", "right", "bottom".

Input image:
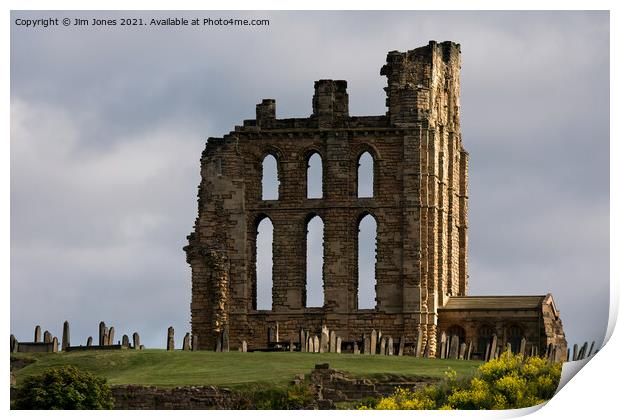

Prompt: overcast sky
[{"left": 10, "top": 11, "right": 609, "bottom": 349}]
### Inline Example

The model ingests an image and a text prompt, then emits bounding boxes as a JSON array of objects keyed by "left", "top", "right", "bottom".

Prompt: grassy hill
[{"left": 12, "top": 350, "right": 481, "bottom": 389}]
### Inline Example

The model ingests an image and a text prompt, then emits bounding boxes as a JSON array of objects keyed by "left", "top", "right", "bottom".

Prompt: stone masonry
[{"left": 185, "top": 41, "right": 567, "bottom": 357}]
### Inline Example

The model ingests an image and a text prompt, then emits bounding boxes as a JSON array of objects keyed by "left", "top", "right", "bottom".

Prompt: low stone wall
[
  {"left": 308, "top": 365, "right": 439, "bottom": 407},
  {"left": 111, "top": 385, "right": 246, "bottom": 409}
]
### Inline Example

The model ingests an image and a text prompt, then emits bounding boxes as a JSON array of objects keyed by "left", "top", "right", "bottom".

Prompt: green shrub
[
  {"left": 249, "top": 384, "right": 315, "bottom": 409},
  {"left": 13, "top": 365, "right": 114, "bottom": 409},
  {"left": 362, "top": 352, "right": 562, "bottom": 410}
]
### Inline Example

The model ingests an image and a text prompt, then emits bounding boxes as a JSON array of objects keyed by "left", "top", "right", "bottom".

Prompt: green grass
[{"left": 12, "top": 350, "right": 481, "bottom": 389}]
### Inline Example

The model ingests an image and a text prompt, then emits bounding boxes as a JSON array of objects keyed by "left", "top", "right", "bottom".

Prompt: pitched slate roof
[{"left": 439, "top": 295, "right": 546, "bottom": 311}]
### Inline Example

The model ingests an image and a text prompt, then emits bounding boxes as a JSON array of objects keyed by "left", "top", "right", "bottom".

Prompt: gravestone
[
  {"left": 182, "top": 333, "right": 191, "bottom": 351},
  {"left": 448, "top": 335, "right": 459, "bottom": 359},
  {"left": 215, "top": 335, "right": 222, "bottom": 352},
  {"left": 363, "top": 333, "right": 370, "bottom": 355},
  {"left": 459, "top": 342, "right": 466, "bottom": 359},
  {"left": 133, "top": 332, "right": 141, "bottom": 350},
  {"left": 377, "top": 331, "right": 383, "bottom": 354},
  {"left": 102, "top": 330, "right": 109, "bottom": 347},
  {"left": 489, "top": 335, "right": 498, "bottom": 361},
  {"left": 439, "top": 332, "right": 447, "bottom": 359},
  {"left": 43, "top": 330, "right": 52, "bottom": 343},
  {"left": 275, "top": 322, "right": 279, "bottom": 343},
  {"left": 289, "top": 339, "right": 295, "bottom": 352},
  {"left": 99, "top": 322, "right": 106, "bottom": 346},
  {"left": 313, "top": 335, "right": 320, "bottom": 353},
  {"left": 484, "top": 343, "right": 491, "bottom": 362},
  {"left": 10, "top": 334, "right": 16, "bottom": 353},
  {"left": 387, "top": 337, "right": 394, "bottom": 356},
  {"left": 241, "top": 340, "right": 247, "bottom": 352},
  {"left": 587, "top": 341, "right": 596, "bottom": 358},
  {"left": 353, "top": 341, "right": 359, "bottom": 354},
  {"left": 572, "top": 344, "right": 578, "bottom": 361},
  {"left": 336, "top": 337, "right": 342, "bottom": 354},
  {"left": 192, "top": 334, "right": 199, "bottom": 351},
  {"left": 379, "top": 336, "right": 387, "bottom": 355},
  {"left": 308, "top": 337, "right": 314, "bottom": 353},
  {"left": 222, "top": 327, "right": 230, "bottom": 352},
  {"left": 299, "top": 328, "right": 306, "bottom": 352},
  {"left": 320, "top": 326, "right": 329, "bottom": 353},
  {"left": 329, "top": 331, "right": 337, "bottom": 353},
  {"left": 122, "top": 335, "right": 130, "bottom": 348},
  {"left": 370, "top": 330, "right": 377, "bottom": 355},
  {"left": 52, "top": 337, "right": 58, "bottom": 352},
  {"left": 519, "top": 337, "right": 526, "bottom": 355},
  {"left": 34, "top": 325, "right": 41, "bottom": 343},
  {"left": 62, "top": 321, "right": 70, "bottom": 351},
  {"left": 505, "top": 342, "right": 512, "bottom": 354},
  {"left": 415, "top": 329, "right": 424, "bottom": 357},
  {"left": 108, "top": 327, "right": 115, "bottom": 347},
  {"left": 466, "top": 341, "right": 473, "bottom": 360},
  {"left": 398, "top": 337, "right": 405, "bottom": 356},
  {"left": 566, "top": 348, "right": 571, "bottom": 362},
  {"left": 423, "top": 340, "right": 430, "bottom": 358},
  {"left": 167, "top": 326, "right": 175, "bottom": 351},
  {"left": 580, "top": 342, "right": 588, "bottom": 360}
]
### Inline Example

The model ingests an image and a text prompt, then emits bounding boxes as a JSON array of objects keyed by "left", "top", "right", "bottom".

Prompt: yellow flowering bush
[{"left": 362, "top": 351, "right": 562, "bottom": 410}]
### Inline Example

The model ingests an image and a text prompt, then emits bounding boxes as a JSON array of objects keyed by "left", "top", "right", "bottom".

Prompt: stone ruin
[{"left": 184, "top": 40, "right": 568, "bottom": 360}]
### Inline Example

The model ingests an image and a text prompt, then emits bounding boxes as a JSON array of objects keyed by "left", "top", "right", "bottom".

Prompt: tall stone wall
[{"left": 186, "top": 41, "right": 469, "bottom": 354}]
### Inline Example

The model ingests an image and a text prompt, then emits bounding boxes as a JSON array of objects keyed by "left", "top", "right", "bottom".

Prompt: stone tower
[{"left": 185, "top": 41, "right": 565, "bottom": 359}]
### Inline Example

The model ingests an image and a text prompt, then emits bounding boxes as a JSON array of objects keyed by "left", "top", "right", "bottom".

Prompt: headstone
[
  {"left": 566, "top": 348, "right": 571, "bottom": 362},
  {"left": 363, "top": 334, "right": 370, "bottom": 354},
  {"left": 241, "top": 340, "right": 247, "bottom": 352},
  {"left": 167, "top": 326, "right": 175, "bottom": 351},
  {"left": 519, "top": 338, "right": 526, "bottom": 355},
  {"left": 353, "top": 341, "right": 359, "bottom": 354},
  {"left": 545, "top": 343, "right": 552, "bottom": 359},
  {"left": 439, "top": 332, "right": 447, "bottom": 359},
  {"left": 370, "top": 329, "right": 377, "bottom": 355},
  {"left": 299, "top": 328, "right": 306, "bottom": 352},
  {"left": 379, "top": 336, "right": 386, "bottom": 355},
  {"left": 387, "top": 337, "right": 394, "bottom": 356},
  {"left": 313, "top": 335, "right": 320, "bottom": 353},
  {"left": 505, "top": 342, "right": 512, "bottom": 354},
  {"left": 572, "top": 343, "right": 578, "bottom": 361},
  {"left": 449, "top": 335, "right": 459, "bottom": 359},
  {"left": 99, "top": 322, "right": 106, "bottom": 346},
  {"left": 587, "top": 341, "right": 596, "bottom": 358},
  {"left": 329, "top": 331, "right": 337, "bottom": 353},
  {"left": 10, "top": 334, "right": 16, "bottom": 353},
  {"left": 494, "top": 345, "right": 500, "bottom": 360},
  {"left": 275, "top": 322, "right": 280, "bottom": 343},
  {"left": 466, "top": 341, "right": 473, "bottom": 360},
  {"left": 377, "top": 331, "right": 383, "bottom": 354},
  {"left": 267, "top": 327, "right": 274, "bottom": 344},
  {"left": 484, "top": 343, "right": 491, "bottom": 361},
  {"left": 306, "top": 336, "right": 311, "bottom": 353},
  {"left": 34, "top": 325, "right": 41, "bottom": 343},
  {"left": 122, "top": 335, "right": 130, "bottom": 348},
  {"left": 415, "top": 329, "right": 424, "bottom": 357},
  {"left": 222, "top": 327, "right": 230, "bottom": 352},
  {"left": 579, "top": 342, "right": 588, "bottom": 360},
  {"left": 459, "top": 342, "right": 467, "bottom": 359},
  {"left": 336, "top": 337, "right": 342, "bottom": 354},
  {"left": 62, "top": 321, "right": 70, "bottom": 351},
  {"left": 102, "top": 330, "right": 109, "bottom": 347},
  {"left": 192, "top": 334, "right": 199, "bottom": 351},
  {"left": 320, "top": 326, "right": 329, "bottom": 353},
  {"left": 308, "top": 337, "right": 314, "bottom": 353},
  {"left": 289, "top": 339, "right": 295, "bottom": 352},
  {"left": 215, "top": 335, "right": 222, "bottom": 352},
  {"left": 43, "top": 331, "right": 52, "bottom": 343},
  {"left": 398, "top": 337, "right": 405, "bottom": 356},
  {"left": 108, "top": 327, "right": 115, "bottom": 347},
  {"left": 489, "top": 335, "right": 498, "bottom": 361},
  {"left": 139, "top": 345, "right": 145, "bottom": 350},
  {"left": 52, "top": 337, "right": 58, "bottom": 352},
  {"left": 183, "top": 333, "right": 191, "bottom": 351},
  {"left": 86, "top": 336, "right": 93, "bottom": 346},
  {"left": 133, "top": 332, "right": 141, "bottom": 349}
]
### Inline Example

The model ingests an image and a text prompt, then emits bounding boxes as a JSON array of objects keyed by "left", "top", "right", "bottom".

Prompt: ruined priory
[{"left": 184, "top": 41, "right": 567, "bottom": 360}]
